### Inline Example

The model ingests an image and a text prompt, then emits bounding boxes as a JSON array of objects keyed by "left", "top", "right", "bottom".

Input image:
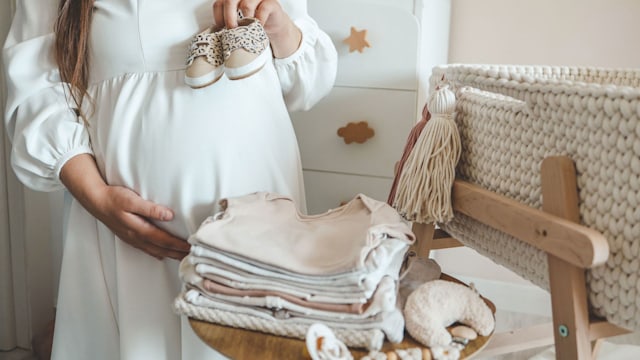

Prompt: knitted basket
[{"left": 430, "top": 64, "right": 640, "bottom": 330}]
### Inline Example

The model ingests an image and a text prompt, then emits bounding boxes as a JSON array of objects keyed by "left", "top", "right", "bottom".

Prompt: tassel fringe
[
  {"left": 392, "top": 86, "right": 461, "bottom": 224},
  {"left": 387, "top": 104, "right": 430, "bottom": 205}
]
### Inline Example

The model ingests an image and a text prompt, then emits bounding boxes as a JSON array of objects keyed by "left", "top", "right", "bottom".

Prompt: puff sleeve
[
  {"left": 3, "top": 1, "right": 93, "bottom": 192},
  {"left": 275, "top": 0, "right": 338, "bottom": 112}
]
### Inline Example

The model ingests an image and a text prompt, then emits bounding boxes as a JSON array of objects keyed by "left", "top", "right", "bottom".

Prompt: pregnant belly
[
  {"left": 91, "top": 70, "right": 299, "bottom": 237},
  {"left": 98, "top": 115, "right": 299, "bottom": 238}
]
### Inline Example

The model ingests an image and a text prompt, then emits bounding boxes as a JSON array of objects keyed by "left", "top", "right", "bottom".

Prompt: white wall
[
  {"left": 432, "top": 0, "right": 640, "bottom": 304},
  {"left": 1, "top": 0, "right": 62, "bottom": 350},
  {"left": 0, "top": 0, "right": 17, "bottom": 350}
]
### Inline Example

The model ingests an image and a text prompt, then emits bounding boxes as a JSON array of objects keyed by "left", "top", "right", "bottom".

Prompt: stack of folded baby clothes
[{"left": 174, "top": 192, "right": 415, "bottom": 351}]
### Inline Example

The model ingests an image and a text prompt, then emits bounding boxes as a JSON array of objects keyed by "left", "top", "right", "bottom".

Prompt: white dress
[{"left": 2, "top": 0, "right": 337, "bottom": 359}]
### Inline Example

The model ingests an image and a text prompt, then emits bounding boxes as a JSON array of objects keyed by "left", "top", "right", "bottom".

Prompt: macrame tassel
[
  {"left": 392, "top": 85, "right": 461, "bottom": 224},
  {"left": 387, "top": 104, "right": 431, "bottom": 205}
]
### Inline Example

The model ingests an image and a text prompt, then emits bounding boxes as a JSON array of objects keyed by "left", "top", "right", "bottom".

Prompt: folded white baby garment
[
  {"left": 196, "top": 276, "right": 398, "bottom": 319},
  {"left": 188, "top": 192, "right": 414, "bottom": 276},
  {"left": 201, "top": 279, "right": 367, "bottom": 314},
  {"left": 190, "top": 237, "right": 411, "bottom": 295},
  {"left": 181, "top": 257, "right": 369, "bottom": 303},
  {"left": 179, "top": 288, "right": 405, "bottom": 343}
]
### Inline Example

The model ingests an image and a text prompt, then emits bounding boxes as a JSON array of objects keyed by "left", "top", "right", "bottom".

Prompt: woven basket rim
[{"left": 431, "top": 63, "right": 640, "bottom": 99}]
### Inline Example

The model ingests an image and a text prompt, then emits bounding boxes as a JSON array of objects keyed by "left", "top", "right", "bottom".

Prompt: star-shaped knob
[{"left": 343, "top": 26, "right": 371, "bottom": 53}]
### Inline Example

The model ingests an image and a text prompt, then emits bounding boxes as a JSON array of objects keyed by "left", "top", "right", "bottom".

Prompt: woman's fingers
[
  {"left": 116, "top": 213, "right": 189, "bottom": 260},
  {"left": 125, "top": 238, "right": 187, "bottom": 261},
  {"left": 238, "top": 0, "right": 260, "bottom": 19},
  {"left": 214, "top": 0, "right": 283, "bottom": 29},
  {"left": 254, "top": 0, "right": 277, "bottom": 28},
  {"left": 222, "top": 0, "right": 241, "bottom": 28},
  {"left": 137, "top": 201, "right": 173, "bottom": 222},
  {"left": 106, "top": 187, "right": 189, "bottom": 259},
  {"left": 112, "top": 186, "right": 174, "bottom": 222},
  {"left": 213, "top": 1, "right": 225, "bottom": 27},
  {"left": 125, "top": 212, "right": 191, "bottom": 253}
]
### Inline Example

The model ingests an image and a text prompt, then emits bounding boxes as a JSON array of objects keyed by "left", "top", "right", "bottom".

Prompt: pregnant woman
[{"left": 3, "top": 0, "right": 337, "bottom": 358}]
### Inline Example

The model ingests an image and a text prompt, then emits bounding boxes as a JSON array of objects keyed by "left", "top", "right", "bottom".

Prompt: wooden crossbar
[{"left": 451, "top": 180, "right": 609, "bottom": 269}]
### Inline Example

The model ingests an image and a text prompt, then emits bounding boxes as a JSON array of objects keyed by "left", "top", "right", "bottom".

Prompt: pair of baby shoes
[{"left": 185, "top": 18, "right": 270, "bottom": 88}]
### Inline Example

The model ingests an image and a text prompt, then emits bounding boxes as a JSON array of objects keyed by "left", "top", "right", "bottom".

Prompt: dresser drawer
[
  {"left": 291, "top": 87, "right": 417, "bottom": 178},
  {"left": 303, "top": 170, "right": 393, "bottom": 215},
  {"left": 308, "top": 0, "right": 419, "bottom": 90}
]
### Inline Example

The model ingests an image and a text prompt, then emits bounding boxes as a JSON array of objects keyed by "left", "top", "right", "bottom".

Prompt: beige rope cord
[
  {"left": 174, "top": 296, "right": 385, "bottom": 351},
  {"left": 428, "top": 64, "right": 640, "bottom": 331}
]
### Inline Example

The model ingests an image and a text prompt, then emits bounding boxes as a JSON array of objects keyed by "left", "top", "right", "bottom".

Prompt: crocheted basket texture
[{"left": 430, "top": 64, "right": 640, "bottom": 331}]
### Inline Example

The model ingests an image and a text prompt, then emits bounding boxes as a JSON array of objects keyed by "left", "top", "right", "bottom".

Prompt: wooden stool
[{"left": 189, "top": 273, "right": 495, "bottom": 359}]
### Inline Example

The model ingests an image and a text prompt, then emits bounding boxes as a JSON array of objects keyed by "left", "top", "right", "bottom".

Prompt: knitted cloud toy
[{"left": 403, "top": 280, "right": 495, "bottom": 348}]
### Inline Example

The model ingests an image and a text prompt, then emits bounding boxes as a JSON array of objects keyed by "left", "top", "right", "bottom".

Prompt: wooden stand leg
[
  {"left": 546, "top": 256, "right": 591, "bottom": 359},
  {"left": 411, "top": 222, "right": 435, "bottom": 259},
  {"left": 542, "top": 157, "right": 592, "bottom": 360},
  {"left": 591, "top": 339, "right": 604, "bottom": 359}
]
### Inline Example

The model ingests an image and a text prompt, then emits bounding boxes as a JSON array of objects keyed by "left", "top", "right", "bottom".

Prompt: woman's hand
[
  {"left": 92, "top": 185, "right": 191, "bottom": 260},
  {"left": 60, "top": 154, "right": 190, "bottom": 260},
  {"left": 213, "top": 0, "right": 302, "bottom": 58}
]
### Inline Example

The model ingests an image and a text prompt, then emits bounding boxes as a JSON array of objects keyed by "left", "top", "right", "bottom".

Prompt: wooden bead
[
  {"left": 386, "top": 351, "right": 398, "bottom": 360},
  {"left": 450, "top": 325, "right": 478, "bottom": 340},
  {"left": 422, "top": 348, "right": 432, "bottom": 360}
]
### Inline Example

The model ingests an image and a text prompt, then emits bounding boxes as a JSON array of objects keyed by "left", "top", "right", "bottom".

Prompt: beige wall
[{"left": 448, "top": 0, "right": 640, "bottom": 67}]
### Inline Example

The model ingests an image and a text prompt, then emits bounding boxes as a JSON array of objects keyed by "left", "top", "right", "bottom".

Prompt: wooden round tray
[{"left": 190, "top": 274, "right": 495, "bottom": 359}]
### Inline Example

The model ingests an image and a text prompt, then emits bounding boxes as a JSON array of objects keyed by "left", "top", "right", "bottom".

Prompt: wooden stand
[
  {"left": 189, "top": 272, "right": 494, "bottom": 359},
  {"left": 415, "top": 156, "right": 630, "bottom": 359}
]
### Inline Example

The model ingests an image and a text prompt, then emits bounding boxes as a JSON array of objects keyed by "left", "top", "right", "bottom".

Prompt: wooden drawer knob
[
  {"left": 337, "top": 121, "right": 375, "bottom": 144},
  {"left": 343, "top": 26, "right": 371, "bottom": 53}
]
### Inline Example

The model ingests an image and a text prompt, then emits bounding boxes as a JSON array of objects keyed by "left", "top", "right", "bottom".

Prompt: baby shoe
[
  {"left": 221, "top": 18, "right": 270, "bottom": 80},
  {"left": 185, "top": 26, "right": 225, "bottom": 88}
]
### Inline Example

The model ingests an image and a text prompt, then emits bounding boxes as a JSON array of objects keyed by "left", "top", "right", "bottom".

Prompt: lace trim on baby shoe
[
  {"left": 186, "top": 30, "right": 224, "bottom": 67},
  {"left": 221, "top": 19, "right": 269, "bottom": 59}
]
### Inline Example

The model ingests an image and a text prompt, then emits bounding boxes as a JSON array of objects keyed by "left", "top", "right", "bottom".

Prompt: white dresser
[{"left": 292, "top": 0, "right": 451, "bottom": 214}]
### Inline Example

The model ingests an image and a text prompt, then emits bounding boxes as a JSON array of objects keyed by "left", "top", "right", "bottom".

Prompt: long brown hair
[{"left": 54, "top": 0, "right": 94, "bottom": 122}]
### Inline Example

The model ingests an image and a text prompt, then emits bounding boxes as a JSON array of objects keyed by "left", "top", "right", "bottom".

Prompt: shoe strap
[
  {"left": 222, "top": 20, "right": 269, "bottom": 58},
  {"left": 186, "top": 32, "right": 223, "bottom": 67}
]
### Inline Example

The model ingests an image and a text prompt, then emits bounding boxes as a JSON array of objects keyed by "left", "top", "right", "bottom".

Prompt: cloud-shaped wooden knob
[{"left": 337, "top": 121, "right": 375, "bottom": 144}]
